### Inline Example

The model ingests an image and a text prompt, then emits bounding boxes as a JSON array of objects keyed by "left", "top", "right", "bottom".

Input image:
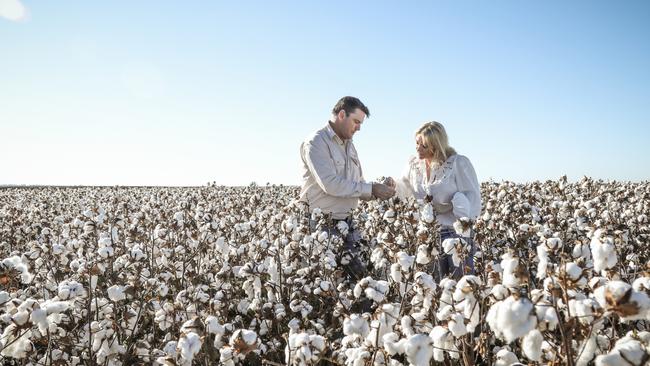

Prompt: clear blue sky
[{"left": 1, "top": 0, "right": 649, "bottom": 186}]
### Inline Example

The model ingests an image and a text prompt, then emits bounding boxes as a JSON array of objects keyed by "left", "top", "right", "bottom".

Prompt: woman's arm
[{"left": 452, "top": 155, "right": 482, "bottom": 219}]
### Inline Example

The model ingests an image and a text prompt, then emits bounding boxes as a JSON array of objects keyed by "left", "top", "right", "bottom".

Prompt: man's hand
[
  {"left": 384, "top": 177, "right": 396, "bottom": 188},
  {"left": 372, "top": 183, "right": 396, "bottom": 200}
]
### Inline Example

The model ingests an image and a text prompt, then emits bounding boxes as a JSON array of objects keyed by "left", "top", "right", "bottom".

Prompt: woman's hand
[{"left": 381, "top": 176, "right": 396, "bottom": 188}]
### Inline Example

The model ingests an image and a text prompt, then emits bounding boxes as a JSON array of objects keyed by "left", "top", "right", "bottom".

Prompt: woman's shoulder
[
  {"left": 407, "top": 155, "right": 420, "bottom": 166},
  {"left": 450, "top": 154, "right": 473, "bottom": 166}
]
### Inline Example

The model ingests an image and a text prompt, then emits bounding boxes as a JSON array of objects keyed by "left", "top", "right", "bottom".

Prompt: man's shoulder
[{"left": 303, "top": 126, "right": 330, "bottom": 146}]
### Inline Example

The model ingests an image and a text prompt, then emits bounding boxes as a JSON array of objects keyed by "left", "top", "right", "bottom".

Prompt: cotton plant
[
  {"left": 590, "top": 229, "right": 618, "bottom": 273},
  {"left": 486, "top": 292, "right": 537, "bottom": 343},
  {"left": 1, "top": 179, "right": 649, "bottom": 364}
]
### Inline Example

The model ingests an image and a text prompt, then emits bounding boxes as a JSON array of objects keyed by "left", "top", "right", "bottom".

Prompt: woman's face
[{"left": 416, "top": 134, "right": 434, "bottom": 160}]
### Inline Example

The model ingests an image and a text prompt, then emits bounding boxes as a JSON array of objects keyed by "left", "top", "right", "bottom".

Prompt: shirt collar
[{"left": 326, "top": 122, "right": 346, "bottom": 146}]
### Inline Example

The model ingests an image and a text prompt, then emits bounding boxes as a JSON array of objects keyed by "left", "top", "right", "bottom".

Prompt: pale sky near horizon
[{"left": 1, "top": 0, "right": 649, "bottom": 186}]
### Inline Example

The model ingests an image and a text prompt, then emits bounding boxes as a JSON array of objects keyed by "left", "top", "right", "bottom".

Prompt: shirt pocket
[{"left": 334, "top": 158, "right": 345, "bottom": 175}]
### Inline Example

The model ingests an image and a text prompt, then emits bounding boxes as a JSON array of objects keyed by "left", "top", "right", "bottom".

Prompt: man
[{"left": 299, "top": 96, "right": 395, "bottom": 280}]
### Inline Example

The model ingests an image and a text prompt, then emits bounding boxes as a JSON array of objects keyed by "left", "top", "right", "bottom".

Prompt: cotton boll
[
  {"left": 336, "top": 221, "right": 349, "bottom": 236},
  {"left": 501, "top": 252, "right": 528, "bottom": 288},
  {"left": 576, "top": 336, "right": 600, "bottom": 366},
  {"left": 593, "top": 281, "right": 650, "bottom": 321},
  {"left": 429, "top": 326, "right": 456, "bottom": 362},
  {"left": 415, "top": 244, "right": 432, "bottom": 264},
  {"left": 522, "top": 329, "right": 543, "bottom": 361},
  {"left": 383, "top": 209, "right": 396, "bottom": 223},
  {"left": 390, "top": 263, "right": 402, "bottom": 283},
  {"left": 442, "top": 238, "right": 462, "bottom": 267},
  {"left": 536, "top": 244, "right": 550, "bottom": 279},
  {"left": 487, "top": 295, "right": 537, "bottom": 343},
  {"left": 448, "top": 312, "right": 467, "bottom": 337},
  {"left": 590, "top": 229, "right": 617, "bottom": 273},
  {"left": 107, "top": 285, "right": 126, "bottom": 302},
  {"left": 404, "top": 334, "right": 433, "bottom": 366},
  {"left": 383, "top": 333, "right": 407, "bottom": 356},
  {"left": 421, "top": 204, "right": 435, "bottom": 223},
  {"left": 495, "top": 349, "right": 519, "bottom": 366},
  {"left": 573, "top": 240, "right": 591, "bottom": 261},
  {"left": 490, "top": 284, "right": 510, "bottom": 301},
  {"left": 396, "top": 251, "right": 415, "bottom": 271},
  {"left": 595, "top": 338, "right": 648, "bottom": 366},
  {"left": 343, "top": 314, "right": 370, "bottom": 337}
]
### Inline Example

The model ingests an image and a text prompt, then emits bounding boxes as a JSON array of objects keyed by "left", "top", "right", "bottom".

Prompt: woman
[{"left": 391, "top": 121, "right": 481, "bottom": 278}]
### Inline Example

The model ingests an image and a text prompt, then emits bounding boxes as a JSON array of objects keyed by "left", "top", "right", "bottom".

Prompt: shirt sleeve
[
  {"left": 453, "top": 155, "right": 482, "bottom": 220},
  {"left": 396, "top": 158, "right": 415, "bottom": 199},
  {"left": 301, "top": 138, "right": 373, "bottom": 199}
]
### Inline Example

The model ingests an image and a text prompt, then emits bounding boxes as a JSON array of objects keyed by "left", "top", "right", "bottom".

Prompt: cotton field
[{"left": 1, "top": 177, "right": 649, "bottom": 365}]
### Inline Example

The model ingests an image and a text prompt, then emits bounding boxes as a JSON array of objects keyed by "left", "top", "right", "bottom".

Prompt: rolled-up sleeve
[
  {"left": 396, "top": 159, "right": 415, "bottom": 199},
  {"left": 453, "top": 156, "right": 482, "bottom": 220},
  {"left": 302, "top": 139, "right": 373, "bottom": 199}
]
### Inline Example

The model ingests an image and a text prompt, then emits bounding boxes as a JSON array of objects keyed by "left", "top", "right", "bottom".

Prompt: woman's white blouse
[{"left": 396, "top": 154, "right": 482, "bottom": 227}]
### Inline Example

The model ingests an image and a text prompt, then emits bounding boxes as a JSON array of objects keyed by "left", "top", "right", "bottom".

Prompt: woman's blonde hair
[{"left": 416, "top": 121, "right": 456, "bottom": 164}]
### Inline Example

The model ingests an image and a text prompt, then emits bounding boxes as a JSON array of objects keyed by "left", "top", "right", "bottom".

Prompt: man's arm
[{"left": 302, "top": 139, "right": 373, "bottom": 199}]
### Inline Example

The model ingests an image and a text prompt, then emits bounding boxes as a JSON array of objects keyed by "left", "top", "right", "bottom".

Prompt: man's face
[{"left": 337, "top": 108, "right": 366, "bottom": 140}]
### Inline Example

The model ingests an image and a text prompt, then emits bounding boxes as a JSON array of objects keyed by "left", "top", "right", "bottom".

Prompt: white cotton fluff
[
  {"left": 178, "top": 332, "right": 202, "bottom": 363},
  {"left": 573, "top": 241, "right": 591, "bottom": 261},
  {"left": 285, "top": 332, "right": 327, "bottom": 364},
  {"left": 500, "top": 252, "right": 524, "bottom": 288},
  {"left": 439, "top": 278, "right": 457, "bottom": 307},
  {"left": 453, "top": 275, "right": 481, "bottom": 302},
  {"left": 162, "top": 341, "right": 177, "bottom": 357},
  {"left": 1, "top": 256, "right": 33, "bottom": 284},
  {"left": 396, "top": 251, "right": 415, "bottom": 271},
  {"left": 416, "top": 244, "right": 431, "bottom": 264},
  {"left": 522, "top": 329, "right": 543, "bottom": 361},
  {"left": 491, "top": 284, "right": 510, "bottom": 301},
  {"left": 495, "top": 349, "right": 519, "bottom": 366},
  {"left": 0, "top": 324, "right": 33, "bottom": 359},
  {"left": 107, "top": 285, "right": 126, "bottom": 302},
  {"left": 353, "top": 277, "right": 390, "bottom": 303},
  {"left": 414, "top": 272, "right": 437, "bottom": 292},
  {"left": 0, "top": 291, "right": 10, "bottom": 304},
  {"left": 633, "top": 277, "right": 650, "bottom": 292},
  {"left": 421, "top": 204, "right": 435, "bottom": 223},
  {"left": 371, "top": 247, "right": 388, "bottom": 269},
  {"left": 590, "top": 229, "right": 617, "bottom": 273},
  {"left": 595, "top": 337, "right": 648, "bottom": 366},
  {"left": 569, "top": 298, "right": 600, "bottom": 326},
  {"left": 453, "top": 275, "right": 482, "bottom": 332},
  {"left": 448, "top": 312, "right": 467, "bottom": 337},
  {"left": 442, "top": 238, "right": 462, "bottom": 267},
  {"left": 366, "top": 303, "right": 400, "bottom": 347},
  {"left": 343, "top": 314, "right": 370, "bottom": 337},
  {"left": 534, "top": 301, "right": 558, "bottom": 331},
  {"left": 383, "top": 209, "right": 396, "bottom": 223},
  {"left": 404, "top": 334, "right": 433, "bottom": 366},
  {"left": 383, "top": 332, "right": 407, "bottom": 356},
  {"left": 536, "top": 243, "right": 550, "bottom": 279},
  {"left": 486, "top": 295, "right": 537, "bottom": 343},
  {"left": 561, "top": 262, "right": 585, "bottom": 283},
  {"left": 593, "top": 280, "right": 650, "bottom": 321},
  {"left": 317, "top": 231, "right": 328, "bottom": 243},
  {"left": 576, "top": 336, "right": 600, "bottom": 366},
  {"left": 336, "top": 221, "right": 349, "bottom": 236},
  {"left": 98, "top": 246, "right": 114, "bottom": 258},
  {"left": 390, "top": 263, "right": 402, "bottom": 283},
  {"left": 58, "top": 280, "right": 86, "bottom": 300},
  {"left": 430, "top": 326, "right": 456, "bottom": 362}
]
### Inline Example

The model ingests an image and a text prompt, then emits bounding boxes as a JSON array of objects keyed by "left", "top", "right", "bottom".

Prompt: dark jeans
[
  {"left": 437, "top": 227, "right": 475, "bottom": 280},
  {"left": 310, "top": 217, "right": 366, "bottom": 282}
]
